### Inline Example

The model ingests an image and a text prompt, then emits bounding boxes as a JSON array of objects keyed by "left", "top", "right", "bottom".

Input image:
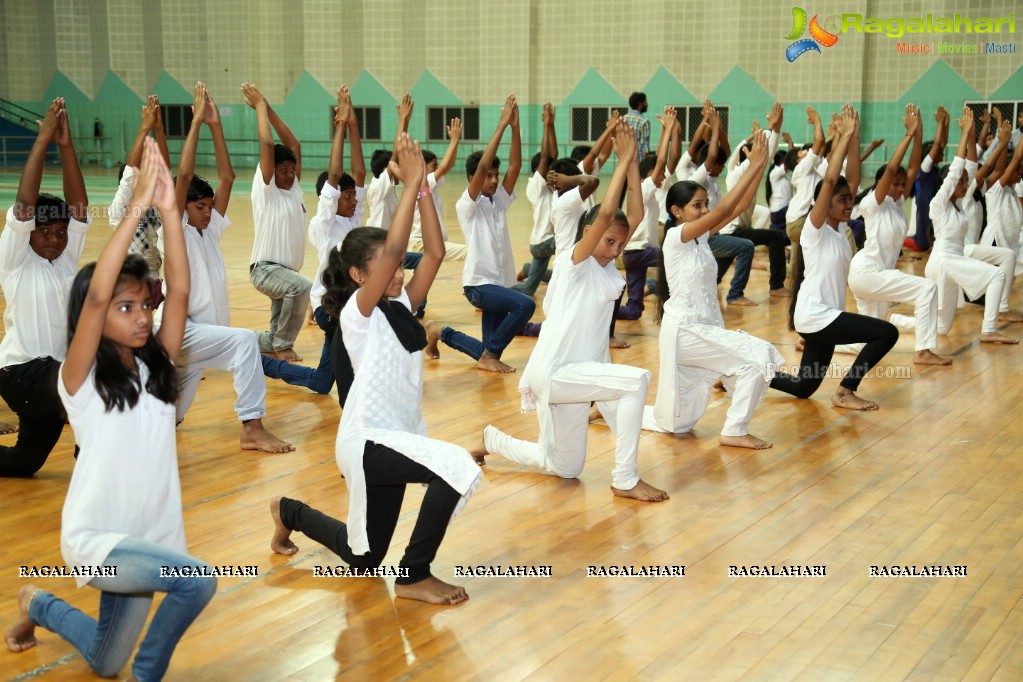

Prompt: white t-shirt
[
  {"left": 411, "top": 172, "right": 448, "bottom": 242},
  {"left": 769, "top": 165, "right": 793, "bottom": 213},
  {"left": 526, "top": 171, "right": 555, "bottom": 246},
  {"left": 181, "top": 209, "right": 231, "bottom": 326},
  {"left": 308, "top": 184, "right": 365, "bottom": 311},
  {"left": 456, "top": 186, "right": 517, "bottom": 287},
  {"left": 550, "top": 187, "right": 587, "bottom": 255},
  {"left": 929, "top": 158, "right": 972, "bottom": 258},
  {"left": 578, "top": 160, "right": 599, "bottom": 211},
  {"left": 626, "top": 176, "right": 660, "bottom": 251},
  {"left": 794, "top": 215, "right": 851, "bottom": 333},
  {"left": 850, "top": 193, "right": 905, "bottom": 274},
  {"left": 983, "top": 181, "right": 1023, "bottom": 252},
  {"left": 59, "top": 362, "right": 187, "bottom": 588},
  {"left": 365, "top": 171, "right": 397, "bottom": 230},
  {"left": 690, "top": 164, "right": 721, "bottom": 209},
  {"left": 0, "top": 208, "right": 90, "bottom": 368},
  {"left": 676, "top": 151, "right": 698, "bottom": 182},
  {"left": 786, "top": 150, "right": 824, "bottom": 224},
  {"left": 250, "top": 167, "right": 306, "bottom": 271}
]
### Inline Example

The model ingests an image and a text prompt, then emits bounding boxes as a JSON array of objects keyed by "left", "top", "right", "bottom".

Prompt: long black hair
[
  {"left": 66, "top": 255, "right": 179, "bottom": 412},
  {"left": 321, "top": 227, "right": 389, "bottom": 317},
  {"left": 788, "top": 176, "right": 850, "bottom": 331},
  {"left": 654, "top": 181, "right": 705, "bottom": 323}
]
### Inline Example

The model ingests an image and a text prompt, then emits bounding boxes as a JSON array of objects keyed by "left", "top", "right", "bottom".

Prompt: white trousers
[
  {"left": 844, "top": 268, "right": 939, "bottom": 352},
  {"left": 964, "top": 244, "right": 1015, "bottom": 311},
  {"left": 175, "top": 320, "right": 267, "bottom": 423},
  {"left": 484, "top": 363, "right": 649, "bottom": 490},
  {"left": 925, "top": 253, "right": 1004, "bottom": 335},
  {"left": 643, "top": 332, "right": 768, "bottom": 437},
  {"left": 407, "top": 237, "right": 469, "bottom": 262}
]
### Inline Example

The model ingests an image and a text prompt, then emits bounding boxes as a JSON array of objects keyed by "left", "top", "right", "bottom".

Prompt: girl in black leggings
[{"left": 771, "top": 105, "right": 899, "bottom": 410}]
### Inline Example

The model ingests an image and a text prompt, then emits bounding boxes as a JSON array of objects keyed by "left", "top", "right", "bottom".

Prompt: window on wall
[
  {"left": 160, "top": 105, "right": 193, "bottom": 138},
  {"left": 673, "top": 105, "right": 730, "bottom": 142},
  {"left": 427, "top": 107, "right": 479, "bottom": 142},
  {"left": 570, "top": 106, "right": 628, "bottom": 144},
  {"left": 965, "top": 100, "right": 1023, "bottom": 140},
  {"left": 330, "top": 106, "right": 382, "bottom": 141}
]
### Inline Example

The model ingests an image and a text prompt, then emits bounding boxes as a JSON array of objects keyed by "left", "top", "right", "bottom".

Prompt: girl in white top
[
  {"left": 5, "top": 139, "right": 217, "bottom": 680},
  {"left": 643, "top": 129, "right": 784, "bottom": 450},
  {"left": 771, "top": 106, "right": 900, "bottom": 410},
  {"left": 925, "top": 107, "right": 1018, "bottom": 344},
  {"left": 270, "top": 133, "right": 483, "bottom": 606},
  {"left": 845, "top": 104, "right": 951, "bottom": 365},
  {"left": 477, "top": 122, "right": 670, "bottom": 503}
]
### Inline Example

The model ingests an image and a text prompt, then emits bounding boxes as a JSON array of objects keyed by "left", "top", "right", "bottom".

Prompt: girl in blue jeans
[{"left": 5, "top": 139, "right": 216, "bottom": 680}]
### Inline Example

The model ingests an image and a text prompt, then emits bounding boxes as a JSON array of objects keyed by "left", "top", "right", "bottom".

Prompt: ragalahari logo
[{"left": 785, "top": 7, "right": 840, "bottom": 61}]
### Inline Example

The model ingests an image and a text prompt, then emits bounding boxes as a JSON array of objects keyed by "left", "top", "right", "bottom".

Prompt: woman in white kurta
[
  {"left": 844, "top": 105, "right": 950, "bottom": 365},
  {"left": 924, "top": 107, "right": 1017, "bottom": 344},
  {"left": 7, "top": 139, "right": 216, "bottom": 680},
  {"left": 642, "top": 127, "right": 783, "bottom": 450},
  {"left": 480, "top": 123, "right": 669, "bottom": 502},
  {"left": 269, "top": 134, "right": 482, "bottom": 606}
]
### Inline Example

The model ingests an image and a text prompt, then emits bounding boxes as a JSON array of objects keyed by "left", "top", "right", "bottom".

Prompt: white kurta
[
  {"left": 336, "top": 289, "right": 482, "bottom": 555},
  {"left": 643, "top": 226, "right": 783, "bottom": 435}
]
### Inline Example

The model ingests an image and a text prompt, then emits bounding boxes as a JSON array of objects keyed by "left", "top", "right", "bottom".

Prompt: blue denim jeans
[
  {"left": 512, "top": 236, "right": 556, "bottom": 295},
  {"left": 617, "top": 246, "right": 661, "bottom": 319},
  {"left": 441, "top": 285, "right": 535, "bottom": 359},
  {"left": 249, "top": 262, "right": 312, "bottom": 353},
  {"left": 261, "top": 306, "right": 335, "bottom": 395},
  {"left": 29, "top": 537, "right": 217, "bottom": 681},
  {"left": 708, "top": 234, "right": 754, "bottom": 302}
]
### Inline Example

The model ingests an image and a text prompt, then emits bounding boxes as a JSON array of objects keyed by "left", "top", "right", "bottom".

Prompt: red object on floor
[{"left": 903, "top": 237, "right": 924, "bottom": 252}]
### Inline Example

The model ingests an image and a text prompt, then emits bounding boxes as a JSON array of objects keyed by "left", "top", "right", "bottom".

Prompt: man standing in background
[{"left": 624, "top": 92, "right": 651, "bottom": 159}]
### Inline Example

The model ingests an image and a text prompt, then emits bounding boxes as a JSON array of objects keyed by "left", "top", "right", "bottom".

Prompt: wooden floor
[{"left": 3, "top": 171, "right": 1023, "bottom": 681}]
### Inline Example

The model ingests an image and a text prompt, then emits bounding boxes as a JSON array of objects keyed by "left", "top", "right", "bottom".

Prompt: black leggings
[
  {"left": 279, "top": 441, "right": 461, "bottom": 584},
  {"left": 770, "top": 312, "right": 899, "bottom": 398},
  {"left": 0, "top": 358, "right": 66, "bottom": 477}
]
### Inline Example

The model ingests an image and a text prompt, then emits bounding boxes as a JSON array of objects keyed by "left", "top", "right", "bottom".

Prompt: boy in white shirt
[
  {"left": 0, "top": 99, "right": 90, "bottom": 477},
  {"left": 409, "top": 118, "right": 468, "bottom": 260},
  {"left": 174, "top": 83, "right": 293, "bottom": 453},
  {"left": 427, "top": 95, "right": 535, "bottom": 373},
  {"left": 242, "top": 83, "right": 310, "bottom": 363},
  {"left": 513, "top": 102, "right": 558, "bottom": 296},
  {"left": 263, "top": 85, "right": 367, "bottom": 399}
]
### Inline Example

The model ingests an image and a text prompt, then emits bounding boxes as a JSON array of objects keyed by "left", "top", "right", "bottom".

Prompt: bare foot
[
  {"left": 831, "top": 390, "right": 879, "bottom": 411},
  {"left": 998, "top": 311, "right": 1023, "bottom": 323},
  {"left": 609, "top": 336, "right": 631, "bottom": 349},
  {"left": 469, "top": 436, "right": 487, "bottom": 466},
  {"left": 588, "top": 405, "right": 602, "bottom": 423},
  {"left": 5, "top": 585, "right": 39, "bottom": 653},
  {"left": 0, "top": 421, "right": 17, "bottom": 435},
  {"left": 727, "top": 297, "right": 759, "bottom": 307},
  {"left": 770, "top": 287, "right": 792, "bottom": 298},
  {"left": 719, "top": 433, "right": 773, "bottom": 450},
  {"left": 275, "top": 348, "right": 303, "bottom": 362},
  {"left": 611, "top": 479, "right": 670, "bottom": 502},
  {"left": 269, "top": 497, "right": 299, "bottom": 555},
  {"left": 423, "top": 321, "right": 442, "bottom": 359},
  {"left": 712, "top": 379, "right": 725, "bottom": 391},
  {"left": 241, "top": 419, "right": 295, "bottom": 453},
  {"left": 980, "top": 332, "right": 1019, "bottom": 344},
  {"left": 477, "top": 353, "right": 516, "bottom": 373},
  {"left": 394, "top": 575, "right": 468, "bottom": 605},
  {"left": 914, "top": 349, "right": 952, "bottom": 365},
  {"left": 795, "top": 337, "right": 805, "bottom": 352}
]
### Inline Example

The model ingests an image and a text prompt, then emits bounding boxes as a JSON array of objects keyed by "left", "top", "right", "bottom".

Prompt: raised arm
[
  {"left": 204, "top": 87, "right": 234, "bottom": 215},
  {"left": 54, "top": 102, "right": 88, "bottom": 221},
  {"left": 152, "top": 144, "right": 189, "bottom": 363},
  {"left": 406, "top": 152, "right": 445, "bottom": 311},
  {"left": 267, "top": 97, "right": 301, "bottom": 180},
  {"left": 875, "top": 104, "right": 919, "bottom": 204},
  {"left": 996, "top": 122, "right": 1023, "bottom": 187},
  {"left": 175, "top": 82, "right": 207, "bottom": 214},
  {"left": 355, "top": 133, "right": 425, "bottom": 316},
  {"left": 846, "top": 110, "right": 863, "bottom": 197},
  {"left": 127, "top": 97, "right": 157, "bottom": 168},
  {"left": 701, "top": 109, "right": 721, "bottom": 173},
  {"left": 903, "top": 105, "right": 923, "bottom": 194},
  {"left": 717, "top": 111, "right": 731, "bottom": 161},
  {"left": 687, "top": 101, "right": 713, "bottom": 160},
  {"left": 964, "top": 109, "right": 977, "bottom": 164},
  {"left": 574, "top": 120, "right": 635, "bottom": 264},
  {"left": 808, "top": 106, "right": 825, "bottom": 157},
  {"left": 153, "top": 96, "right": 171, "bottom": 167},
  {"left": 809, "top": 105, "right": 856, "bottom": 230},
  {"left": 344, "top": 87, "right": 367, "bottom": 186},
  {"left": 503, "top": 101, "right": 522, "bottom": 194},
  {"left": 435, "top": 117, "right": 462, "bottom": 179},
  {"left": 582, "top": 111, "right": 617, "bottom": 174},
  {"left": 861, "top": 138, "right": 884, "bottom": 162},
  {"left": 326, "top": 85, "right": 350, "bottom": 190},
  {"left": 537, "top": 103, "right": 553, "bottom": 178},
  {"left": 977, "top": 119, "right": 1011, "bottom": 186},
  {"left": 596, "top": 111, "right": 617, "bottom": 168},
  {"left": 241, "top": 83, "right": 275, "bottom": 184},
  {"left": 651, "top": 107, "right": 677, "bottom": 187},
  {"left": 930, "top": 106, "right": 949, "bottom": 164},
  {"left": 666, "top": 114, "right": 683, "bottom": 174},
  {"left": 623, "top": 142, "right": 643, "bottom": 239},
  {"left": 394, "top": 94, "right": 413, "bottom": 149},
  {"left": 468, "top": 94, "right": 514, "bottom": 200},
  {"left": 14, "top": 99, "right": 61, "bottom": 220},
  {"left": 546, "top": 103, "right": 559, "bottom": 169}
]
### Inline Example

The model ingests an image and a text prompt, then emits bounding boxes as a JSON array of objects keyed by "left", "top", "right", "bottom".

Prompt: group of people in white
[{"left": 2, "top": 80, "right": 1022, "bottom": 678}]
